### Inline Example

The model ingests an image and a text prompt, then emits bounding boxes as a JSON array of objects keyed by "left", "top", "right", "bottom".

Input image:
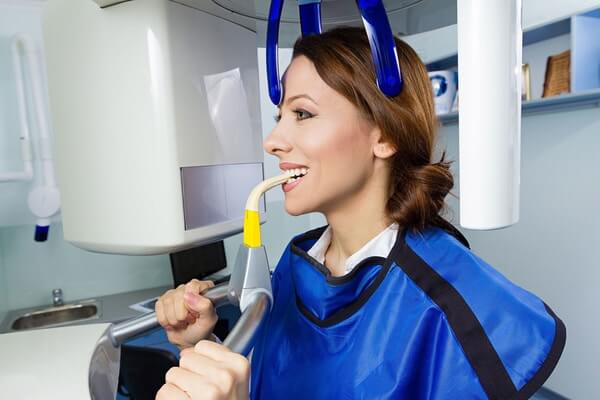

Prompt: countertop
[{"left": 0, "top": 285, "right": 170, "bottom": 334}]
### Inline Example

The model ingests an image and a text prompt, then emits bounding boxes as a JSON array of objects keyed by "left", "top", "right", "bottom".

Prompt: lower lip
[{"left": 282, "top": 175, "right": 305, "bottom": 192}]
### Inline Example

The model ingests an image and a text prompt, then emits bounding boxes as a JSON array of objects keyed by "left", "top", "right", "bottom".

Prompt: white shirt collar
[{"left": 307, "top": 223, "right": 399, "bottom": 275}]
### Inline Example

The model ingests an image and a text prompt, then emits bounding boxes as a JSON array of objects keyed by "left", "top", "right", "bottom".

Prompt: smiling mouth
[{"left": 283, "top": 167, "right": 308, "bottom": 184}]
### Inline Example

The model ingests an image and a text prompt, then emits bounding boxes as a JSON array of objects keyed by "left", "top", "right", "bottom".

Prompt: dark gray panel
[{"left": 181, "top": 163, "right": 264, "bottom": 230}]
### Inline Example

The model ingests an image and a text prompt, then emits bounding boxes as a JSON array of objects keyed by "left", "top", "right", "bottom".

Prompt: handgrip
[
  {"left": 108, "top": 282, "right": 229, "bottom": 347},
  {"left": 222, "top": 291, "right": 271, "bottom": 356},
  {"left": 107, "top": 282, "right": 270, "bottom": 356}
]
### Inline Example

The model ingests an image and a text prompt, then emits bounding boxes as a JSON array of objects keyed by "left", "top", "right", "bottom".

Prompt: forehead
[{"left": 281, "top": 55, "right": 335, "bottom": 104}]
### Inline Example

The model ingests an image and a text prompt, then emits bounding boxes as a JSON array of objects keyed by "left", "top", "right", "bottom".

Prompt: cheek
[{"left": 309, "top": 127, "right": 372, "bottom": 174}]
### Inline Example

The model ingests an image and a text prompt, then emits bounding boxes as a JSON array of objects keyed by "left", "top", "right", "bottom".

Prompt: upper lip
[{"left": 279, "top": 162, "right": 308, "bottom": 171}]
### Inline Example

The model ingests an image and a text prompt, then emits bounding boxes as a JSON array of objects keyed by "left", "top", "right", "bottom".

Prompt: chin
[{"left": 284, "top": 198, "right": 313, "bottom": 216}]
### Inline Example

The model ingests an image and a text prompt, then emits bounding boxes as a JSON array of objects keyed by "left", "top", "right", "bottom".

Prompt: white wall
[
  {"left": 0, "top": 1, "right": 55, "bottom": 227},
  {"left": 438, "top": 107, "right": 600, "bottom": 399},
  {"left": 0, "top": 224, "right": 172, "bottom": 310},
  {"left": 0, "top": 248, "right": 7, "bottom": 320}
]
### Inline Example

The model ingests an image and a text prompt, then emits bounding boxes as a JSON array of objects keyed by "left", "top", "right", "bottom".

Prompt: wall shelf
[
  {"left": 421, "top": 5, "right": 600, "bottom": 126},
  {"left": 437, "top": 88, "right": 600, "bottom": 126}
]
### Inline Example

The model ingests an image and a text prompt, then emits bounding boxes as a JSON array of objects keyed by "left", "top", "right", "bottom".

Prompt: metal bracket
[{"left": 227, "top": 244, "right": 273, "bottom": 312}]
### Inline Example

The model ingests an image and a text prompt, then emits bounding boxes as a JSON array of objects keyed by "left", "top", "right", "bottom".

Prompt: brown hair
[{"left": 292, "top": 26, "right": 454, "bottom": 234}]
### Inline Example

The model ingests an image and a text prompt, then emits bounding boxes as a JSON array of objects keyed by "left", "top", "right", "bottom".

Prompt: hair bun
[{"left": 386, "top": 152, "right": 454, "bottom": 232}]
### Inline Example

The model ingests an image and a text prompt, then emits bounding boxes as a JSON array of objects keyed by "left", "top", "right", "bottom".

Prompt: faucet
[{"left": 52, "top": 288, "right": 63, "bottom": 306}]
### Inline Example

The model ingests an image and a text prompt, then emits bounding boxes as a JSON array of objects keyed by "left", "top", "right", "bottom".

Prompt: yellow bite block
[{"left": 243, "top": 209, "right": 261, "bottom": 248}]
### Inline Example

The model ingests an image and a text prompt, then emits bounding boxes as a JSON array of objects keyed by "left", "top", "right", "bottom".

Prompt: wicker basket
[{"left": 542, "top": 50, "right": 571, "bottom": 97}]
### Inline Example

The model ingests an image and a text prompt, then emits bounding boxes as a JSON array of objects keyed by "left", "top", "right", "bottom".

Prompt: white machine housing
[
  {"left": 43, "top": 0, "right": 265, "bottom": 254},
  {"left": 457, "top": 0, "right": 522, "bottom": 230}
]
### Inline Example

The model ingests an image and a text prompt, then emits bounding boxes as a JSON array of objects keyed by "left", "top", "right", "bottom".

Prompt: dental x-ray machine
[{"left": 0, "top": 0, "right": 522, "bottom": 399}]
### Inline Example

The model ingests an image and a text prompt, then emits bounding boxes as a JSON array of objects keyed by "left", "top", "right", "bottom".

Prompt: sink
[{"left": 11, "top": 302, "right": 100, "bottom": 330}]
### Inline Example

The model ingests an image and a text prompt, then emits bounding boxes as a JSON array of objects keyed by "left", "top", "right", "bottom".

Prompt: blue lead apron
[{"left": 250, "top": 225, "right": 565, "bottom": 399}]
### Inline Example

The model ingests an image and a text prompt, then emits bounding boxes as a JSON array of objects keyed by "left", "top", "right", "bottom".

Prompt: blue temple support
[
  {"left": 267, "top": 0, "right": 401, "bottom": 105},
  {"left": 267, "top": 0, "right": 285, "bottom": 104},
  {"left": 299, "top": 0, "right": 322, "bottom": 36},
  {"left": 356, "top": 0, "right": 403, "bottom": 96}
]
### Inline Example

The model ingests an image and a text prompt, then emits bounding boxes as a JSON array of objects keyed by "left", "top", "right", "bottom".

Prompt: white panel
[
  {"left": 43, "top": 0, "right": 183, "bottom": 254},
  {"left": 458, "top": 0, "right": 522, "bottom": 230},
  {"left": 43, "top": 0, "right": 262, "bottom": 254}
]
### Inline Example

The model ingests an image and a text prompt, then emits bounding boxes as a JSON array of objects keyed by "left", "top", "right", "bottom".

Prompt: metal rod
[{"left": 223, "top": 292, "right": 271, "bottom": 357}]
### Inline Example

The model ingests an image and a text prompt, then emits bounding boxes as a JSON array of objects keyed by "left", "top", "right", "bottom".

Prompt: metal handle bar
[{"left": 107, "top": 283, "right": 231, "bottom": 347}]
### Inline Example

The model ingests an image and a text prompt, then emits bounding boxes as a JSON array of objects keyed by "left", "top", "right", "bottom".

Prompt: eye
[{"left": 293, "top": 109, "right": 314, "bottom": 121}]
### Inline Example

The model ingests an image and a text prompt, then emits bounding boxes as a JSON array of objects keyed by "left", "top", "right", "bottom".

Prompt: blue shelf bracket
[{"left": 266, "top": 0, "right": 403, "bottom": 105}]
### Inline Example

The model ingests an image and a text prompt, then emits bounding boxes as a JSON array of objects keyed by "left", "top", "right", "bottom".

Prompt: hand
[
  {"left": 156, "top": 340, "right": 250, "bottom": 400},
  {"left": 155, "top": 279, "right": 218, "bottom": 349}
]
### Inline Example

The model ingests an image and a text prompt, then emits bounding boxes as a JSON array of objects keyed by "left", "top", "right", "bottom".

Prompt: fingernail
[{"left": 180, "top": 348, "right": 193, "bottom": 357}]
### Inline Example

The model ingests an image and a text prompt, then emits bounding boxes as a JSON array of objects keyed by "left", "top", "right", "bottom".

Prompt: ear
[{"left": 371, "top": 128, "right": 396, "bottom": 159}]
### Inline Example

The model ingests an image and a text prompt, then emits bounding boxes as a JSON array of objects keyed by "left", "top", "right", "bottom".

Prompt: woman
[{"left": 155, "top": 27, "right": 565, "bottom": 400}]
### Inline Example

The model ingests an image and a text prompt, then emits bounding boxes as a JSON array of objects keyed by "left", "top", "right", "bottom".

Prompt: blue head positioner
[{"left": 266, "top": 0, "right": 403, "bottom": 105}]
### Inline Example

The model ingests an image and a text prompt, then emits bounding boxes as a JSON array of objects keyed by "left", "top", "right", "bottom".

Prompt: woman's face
[{"left": 263, "top": 55, "right": 383, "bottom": 216}]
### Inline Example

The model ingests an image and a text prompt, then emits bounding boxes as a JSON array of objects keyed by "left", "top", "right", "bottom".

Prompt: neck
[{"left": 322, "top": 170, "right": 393, "bottom": 276}]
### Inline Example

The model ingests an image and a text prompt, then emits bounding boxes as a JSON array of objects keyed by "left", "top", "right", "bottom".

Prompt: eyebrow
[{"left": 278, "top": 94, "right": 318, "bottom": 108}]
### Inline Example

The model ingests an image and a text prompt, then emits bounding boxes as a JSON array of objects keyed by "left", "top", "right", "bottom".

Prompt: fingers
[
  {"left": 171, "top": 342, "right": 250, "bottom": 399},
  {"left": 165, "top": 367, "right": 221, "bottom": 400},
  {"left": 155, "top": 280, "right": 215, "bottom": 329},
  {"left": 155, "top": 296, "right": 167, "bottom": 327},
  {"left": 155, "top": 382, "right": 190, "bottom": 400},
  {"left": 175, "top": 290, "right": 189, "bottom": 322},
  {"left": 164, "top": 292, "right": 182, "bottom": 327},
  {"left": 193, "top": 341, "right": 250, "bottom": 382},
  {"left": 154, "top": 291, "right": 170, "bottom": 328},
  {"left": 184, "top": 279, "right": 215, "bottom": 296},
  {"left": 183, "top": 291, "right": 215, "bottom": 316}
]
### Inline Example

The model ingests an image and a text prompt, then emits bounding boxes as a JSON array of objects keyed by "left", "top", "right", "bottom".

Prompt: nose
[{"left": 263, "top": 122, "right": 292, "bottom": 157}]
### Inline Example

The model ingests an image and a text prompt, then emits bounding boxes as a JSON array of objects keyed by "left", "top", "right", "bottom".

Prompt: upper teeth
[
  {"left": 284, "top": 168, "right": 308, "bottom": 184},
  {"left": 285, "top": 168, "right": 308, "bottom": 177}
]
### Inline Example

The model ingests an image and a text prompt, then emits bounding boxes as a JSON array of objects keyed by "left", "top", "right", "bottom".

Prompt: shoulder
[{"left": 395, "top": 226, "right": 566, "bottom": 399}]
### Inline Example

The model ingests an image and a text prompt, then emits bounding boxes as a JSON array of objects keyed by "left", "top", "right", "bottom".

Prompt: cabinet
[{"left": 403, "top": 2, "right": 600, "bottom": 125}]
